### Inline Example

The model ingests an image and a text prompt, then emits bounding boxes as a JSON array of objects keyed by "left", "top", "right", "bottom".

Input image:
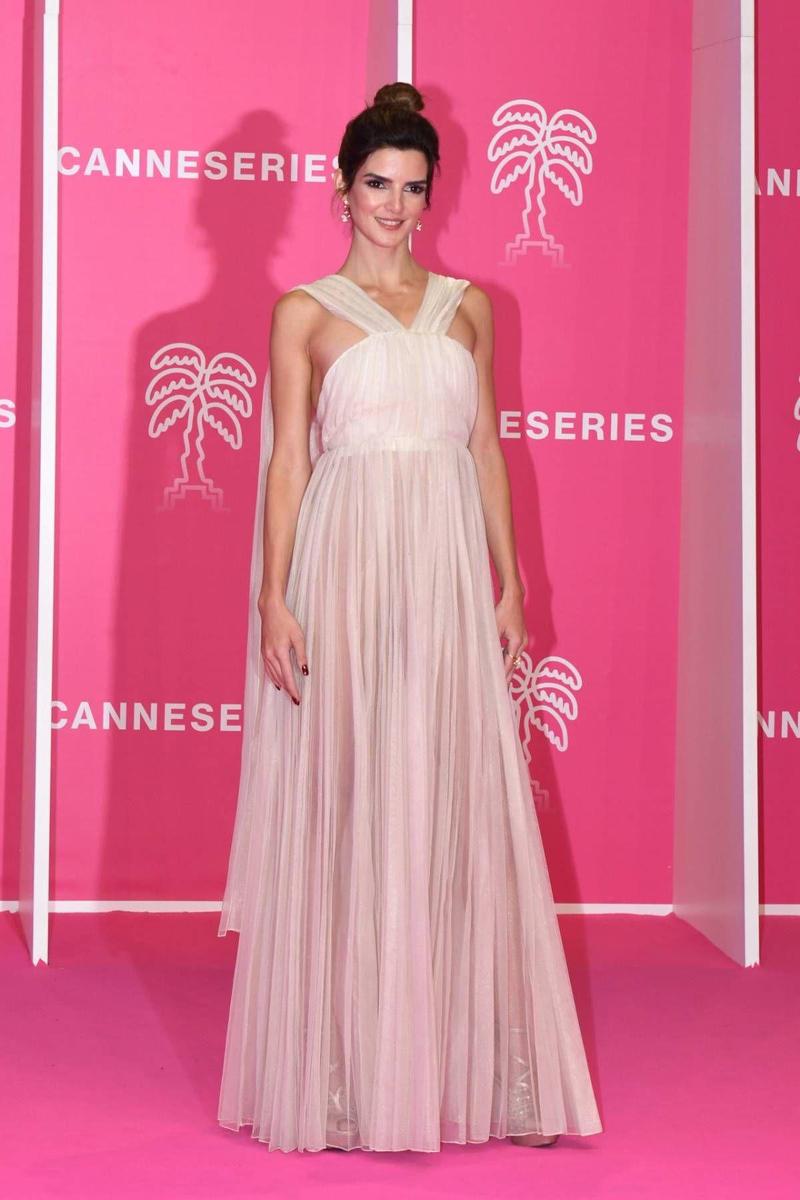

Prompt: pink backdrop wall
[
  {"left": 0, "top": 1, "right": 714, "bottom": 907},
  {"left": 416, "top": 0, "right": 692, "bottom": 902},
  {"left": 52, "top": 0, "right": 380, "bottom": 901},
  {"left": 756, "top": 0, "right": 800, "bottom": 905}
]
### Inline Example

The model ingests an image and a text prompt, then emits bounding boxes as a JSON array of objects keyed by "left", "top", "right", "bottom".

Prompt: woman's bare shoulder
[
  {"left": 271, "top": 285, "right": 326, "bottom": 338},
  {"left": 458, "top": 281, "right": 493, "bottom": 337},
  {"left": 460, "top": 280, "right": 491, "bottom": 307}
]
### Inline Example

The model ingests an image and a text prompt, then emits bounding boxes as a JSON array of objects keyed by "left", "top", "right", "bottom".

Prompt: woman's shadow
[{"left": 81, "top": 111, "right": 296, "bottom": 1108}]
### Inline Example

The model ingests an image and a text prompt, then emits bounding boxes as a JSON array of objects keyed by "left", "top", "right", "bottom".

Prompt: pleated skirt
[{"left": 217, "top": 437, "right": 602, "bottom": 1152}]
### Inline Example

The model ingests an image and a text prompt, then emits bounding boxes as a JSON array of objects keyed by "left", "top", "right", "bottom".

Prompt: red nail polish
[
  {"left": 293, "top": 697, "right": 300, "bottom": 706},
  {"left": 275, "top": 684, "right": 281, "bottom": 690},
  {"left": 301, "top": 665, "right": 309, "bottom": 676}
]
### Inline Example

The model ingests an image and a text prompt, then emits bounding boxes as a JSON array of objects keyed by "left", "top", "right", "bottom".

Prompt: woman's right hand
[{"left": 258, "top": 593, "right": 309, "bottom": 704}]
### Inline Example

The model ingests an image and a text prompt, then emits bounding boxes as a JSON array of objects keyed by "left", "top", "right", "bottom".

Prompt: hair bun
[{"left": 372, "top": 81, "right": 424, "bottom": 114}]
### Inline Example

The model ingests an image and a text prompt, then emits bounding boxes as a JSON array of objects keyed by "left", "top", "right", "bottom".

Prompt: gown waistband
[{"left": 319, "top": 433, "right": 470, "bottom": 456}]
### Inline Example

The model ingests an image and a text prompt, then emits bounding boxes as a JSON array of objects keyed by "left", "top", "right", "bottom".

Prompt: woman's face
[{"left": 337, "top": 147, "right": 429, "bottom": 243}]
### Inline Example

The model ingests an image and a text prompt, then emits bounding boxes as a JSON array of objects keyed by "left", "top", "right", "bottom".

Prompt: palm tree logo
[
  {"left": 508, "top": 652, "right": 583, "bottom": 765},
  {"left": 146, "top": 342, "right": 256, "bottom": 510},
  {"left": 488, "top": 99, "right": 597, "bottom": 267}
]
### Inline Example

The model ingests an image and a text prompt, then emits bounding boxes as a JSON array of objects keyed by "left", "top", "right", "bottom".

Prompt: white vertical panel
[
  {"left": 674, "top": 0, "right": 758, "bottom": 966},
  {"left": 20, "top": 0, "right": 59, "bottom": 966},
  {"left": 739, "top": 0, "right": 757, "bottom": 966},
  {"left": 397, "top": 0, "right": 413, "bottom": 80}
]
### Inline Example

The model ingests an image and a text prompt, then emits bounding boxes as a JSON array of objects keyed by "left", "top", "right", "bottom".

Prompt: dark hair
[{"left": 334, "top": 81, "right": 440, "bottom": 212}]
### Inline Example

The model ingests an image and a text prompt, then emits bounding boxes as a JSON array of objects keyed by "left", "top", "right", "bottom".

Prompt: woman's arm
[
  {"left": 257, "top": 289, "right": 317, "bottom": 701},
  {"left": 464, "top": 285, "right": 528, "bottom": 676}
]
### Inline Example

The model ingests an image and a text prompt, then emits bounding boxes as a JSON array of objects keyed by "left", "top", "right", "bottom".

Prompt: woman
[{"left": 217, "top": 81, "right": 602, "bottom": 1154}]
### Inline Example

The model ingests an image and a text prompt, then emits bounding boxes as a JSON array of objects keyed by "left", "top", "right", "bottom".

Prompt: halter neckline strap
[
  {"left": 326, "top": 271, "right": 435, "bottom": 333},
  {"left": 293, "top": 270, "right": 470, "bottom": 338}
]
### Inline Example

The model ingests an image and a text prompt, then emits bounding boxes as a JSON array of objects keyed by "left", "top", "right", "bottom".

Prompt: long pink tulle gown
[{"left": 216, "top": 269, "right": 603, "bottom": 1153}]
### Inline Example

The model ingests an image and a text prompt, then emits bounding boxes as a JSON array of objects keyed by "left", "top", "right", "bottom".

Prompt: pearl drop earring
[
  {"left": 341, "top": 200, "right": 351, "bottom": 223},
  {"left": 415, "top": 219, "right": 423, "bottom": 231}
]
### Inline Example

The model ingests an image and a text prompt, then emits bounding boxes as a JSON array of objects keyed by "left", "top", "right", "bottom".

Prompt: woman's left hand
[{"left": 495, "top": 588, "right": 528, "bottom": 681}]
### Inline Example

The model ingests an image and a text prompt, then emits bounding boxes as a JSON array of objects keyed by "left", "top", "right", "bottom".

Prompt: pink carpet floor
[{"left": 2, "top": 912, "right": 797, "bottom": 1199}]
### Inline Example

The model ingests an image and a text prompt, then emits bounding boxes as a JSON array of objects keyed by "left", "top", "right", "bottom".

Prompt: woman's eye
[{"left": 365, "top": 180, "right": 424, "bottom": 193}]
